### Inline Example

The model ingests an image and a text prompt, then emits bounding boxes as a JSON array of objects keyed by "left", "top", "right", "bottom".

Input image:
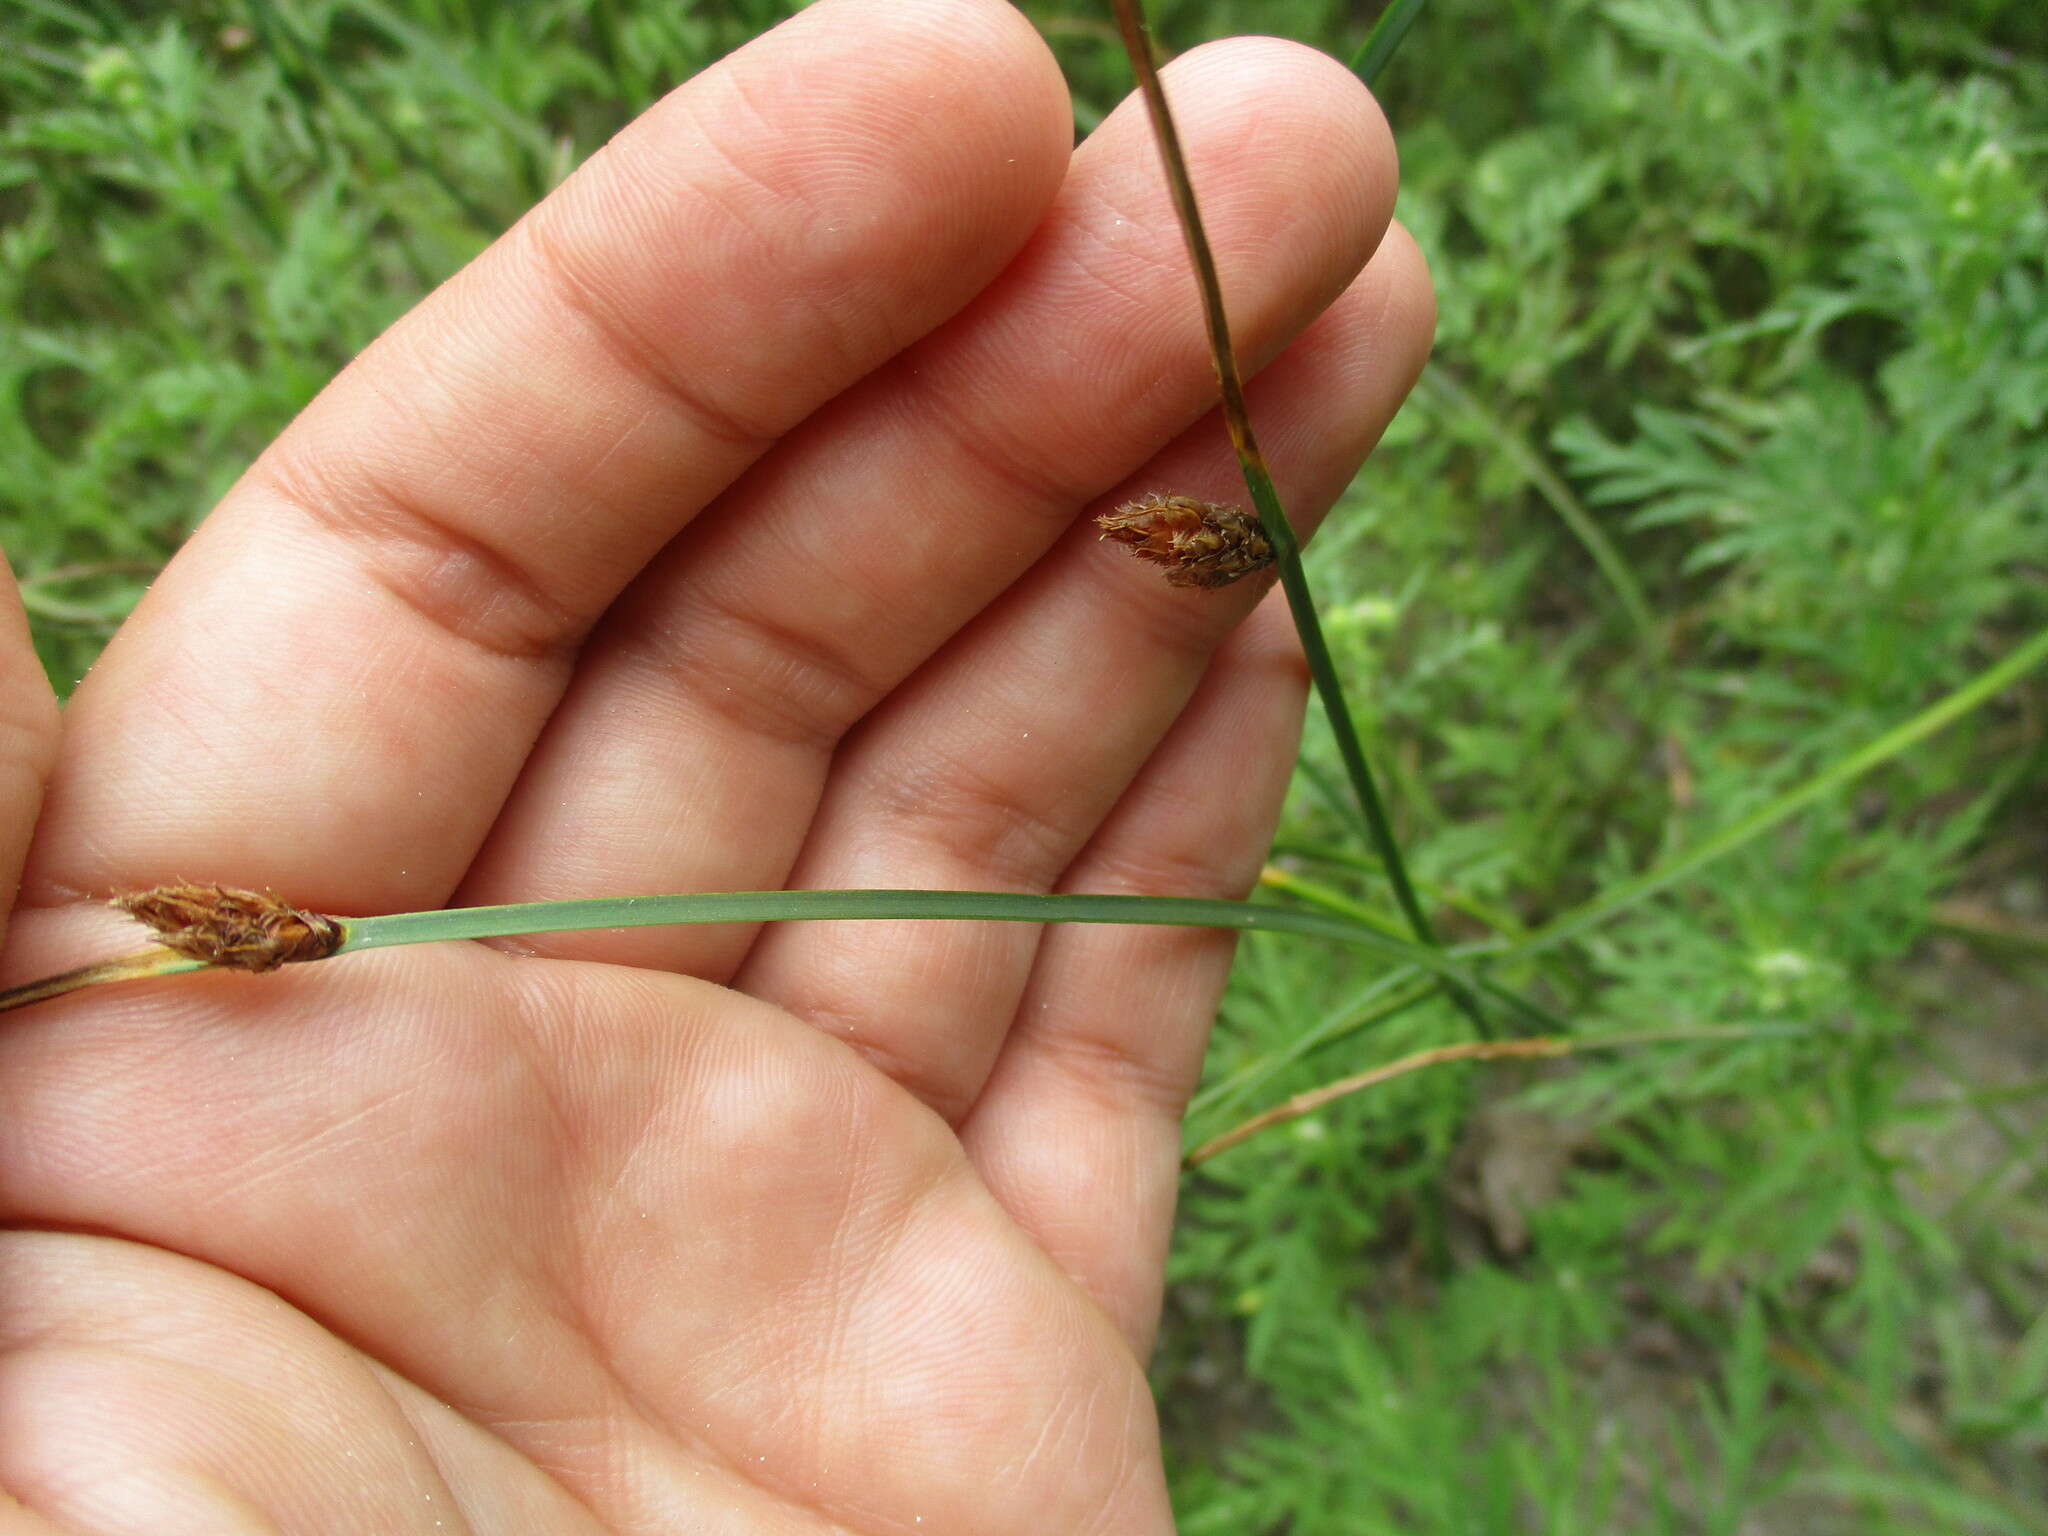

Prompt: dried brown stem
[
  {"left": 1185, "top": 1037, "right": 1571, "bottom": 1166},
  {"left": 1106, "top": 0, "right": 1265, "bottom": 477},
  {"left": 0, "top": 946, "right": 196, "bottom": 1014}
]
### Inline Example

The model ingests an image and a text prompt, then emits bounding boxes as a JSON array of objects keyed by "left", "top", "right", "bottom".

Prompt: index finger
[{"left": 22, "top": 0, "right": 1070, "bottom": 917}]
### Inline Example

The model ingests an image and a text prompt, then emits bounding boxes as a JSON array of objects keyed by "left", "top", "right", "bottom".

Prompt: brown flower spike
[
  {"left": 111, "top": 883, "right": 344, "bottom": 972},
  {"left": 1095, "top": 493, "right": 1275, "bottom": 589}
]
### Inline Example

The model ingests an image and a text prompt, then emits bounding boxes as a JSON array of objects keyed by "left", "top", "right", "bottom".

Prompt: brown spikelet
[
  {"left": 110, "top": 884, "right": 343, "bottom": 972},
  {"left": 1095, "top": 493, "right": 1275, "bottom": 589}
]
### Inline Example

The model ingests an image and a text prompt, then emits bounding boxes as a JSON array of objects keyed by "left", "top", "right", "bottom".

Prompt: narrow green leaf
[
  {"left": 1522, "top": 625, "right": 2048, "bottom": 953},
  {"left": 342, "top": 886, "right": 1452, "bottom": 979},
  {"left": 352, "top": 886, "right": 1558, "bottom": 1031},
  {"left": 1267, "top": 866, "right": 1572, "bottom": 1032}
]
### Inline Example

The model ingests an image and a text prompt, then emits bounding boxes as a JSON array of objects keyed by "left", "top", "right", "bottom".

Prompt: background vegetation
[{"left": 4, "top": 0, "right": 2045, "bottom": 1528}]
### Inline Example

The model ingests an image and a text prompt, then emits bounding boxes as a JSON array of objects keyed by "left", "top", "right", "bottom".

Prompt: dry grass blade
[
  {"left": 1185, "top": 1037, "right": 1570, "bottom": 1165},
  {"left": 0, "top": 946, "right": 204, "bottom": 1014}
]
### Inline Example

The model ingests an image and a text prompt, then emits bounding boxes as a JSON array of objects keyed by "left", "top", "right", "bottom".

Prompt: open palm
[{"left": 0, "top": 1, "right": 1430, "bottom": 1529}]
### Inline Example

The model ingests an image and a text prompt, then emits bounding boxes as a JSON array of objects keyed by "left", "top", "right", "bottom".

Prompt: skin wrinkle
[
  {"left": 822, "top": 1236, "right": 1112, "bottom": 1534},
  {"left": 300, "top": 298, "right": 622, "bottom": 557},
  {"left": 265, "top": 348, "right": 581, "bottom": 593},
  {"left": 953, "top": 605, "right": 1316, "bottom": 1336},
  {"left": 358, "top": 254, "right": 750, "bottom": 573},
  {"left": 896, "top": 362, "right": 1114, "bottom": 521},
  {"left": 795, "top": 1087, "right": 901, "bottom": 1397},
  {"left": 584, "top": 393, "right": 950, "bottom": 748},
  {"left": 383, "top": 1391, "right": 618, "bottom": 1536},
  {"left": 1067, "top": 536, "right": 1257, "bottom": 665},
  {"left": 854, "top": 744, "right": 1084, "bottom": 900},
  {"left": 681, "top": 76, "right": 943, "bottom": 378},
  {"left": 795, "top": 993, "right": 992, "bottom": 1126},
  {"left": 262, "top": 471, "right": 586, "bottom": 668},
  {"left": 774, "top": 1131, "right": 969, "bottom": 1530},
  {"left": 1000, "top": 982, "right": 1200, "bottom": 1125},
  {"left": 192, "top": 1081, "right": 429, "bottom": 1217},
  {"left": 902, "top": 290, "right": 1350, "bottom": 536},
  {"left": 659, "top": 91, "right": 836, "bottom": 277},
  {"left": 565, "top": 7, "right": 1064, "bottom": 414},
  {"left": 107, "top": 624, "right": 285, "bottom": 781},
  {"left": 900, "top": 279, "right": 1221, "bottom": 519},
  {"left": 1084, "top": 1382, "right": 1161, "bottom": 1536},
  {"left": 354, "top": 291, "right": 561, "bottom": 506},
  {"left": 0, "top": 1264, "right": 409, "bottom": 1524},
  {"left": 519, "top": 986, "right": 866, "bottom": 1525},
  {"left": 632, "top": 575, "right": 898, "bottom": 756},
  {"left": 14, "top": 566, "right": 531, "bottom": 914},
  {"left": 91, "top": 991, "right": 584, "bottom": 1403},
  {"left": 1028, "top": 50, "right": 1384, "bottom": 328},
  {"left": 373, "top": 1371, "right": 506, "bottom": 1536},
  {"left": 0, "top": 711, "right": 54, "bottom": 810},
  {"left": 1, "top": 1357, "right": 277, "bottom": 1531},
  {"left": 519, "top": 213, "right": 786, "bottom": 455},
  {"left": 580, "top": 6, "right": 1067, "bottom": 416}
]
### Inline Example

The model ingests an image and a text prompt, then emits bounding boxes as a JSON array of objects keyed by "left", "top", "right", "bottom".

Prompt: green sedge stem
[
  {"left": 1265, "top": 866, "right": 1569, "bottom": 1033},
  {"left": 1352, "top": 0, "right": 1429, "bottom": 86},
  {"left": 1260, "top": 865, "right": 1411, "bottom": 941},
  {"left": 1106, "top": 0, "right": 1489, "bottom": 1038},
  {"left": 1257, "top": 474, "right": 1450, "bottom": 962},
  {"left": 339, "top": 888, "right": 1559, "bottom": 1034},
  {"left": 341, "top": 888, "right": 1418, "bottom": 974}
]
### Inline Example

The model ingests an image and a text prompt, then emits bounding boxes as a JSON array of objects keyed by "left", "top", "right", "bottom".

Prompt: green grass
[{"left": 6, "top": 0, "right": 2048, "bottom": 1530}]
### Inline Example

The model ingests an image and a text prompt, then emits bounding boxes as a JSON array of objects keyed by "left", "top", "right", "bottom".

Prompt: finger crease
[
  {"left": 1018, "top": 999, "right": 1205, "bottom": 1121},
  {"left": 260, "top": 467, "right": 585, "bottom": 666},
  {"left": 617, "top": 590, "right": 887, "bottom": 754},
  {"left": 909, "top": 373, "right": 1104, "bottom": 527},
  {"left": 520, "top": 215, "right": 784, "bottom": 455},
  {"left": 863, "top": 754, "right": 1081, "bottom": 895}
]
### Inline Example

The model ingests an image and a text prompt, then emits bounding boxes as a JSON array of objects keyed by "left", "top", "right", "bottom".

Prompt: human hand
[{"left": 0, "top": 0, "right": 1431, "bottom": 1528}]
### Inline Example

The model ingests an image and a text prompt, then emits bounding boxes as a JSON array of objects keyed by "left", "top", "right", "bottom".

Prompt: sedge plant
[
  {"left": 9, "top": 2, "right": 2048, "bottom": 1525},
  {"left": 7, "top": 0, "right": 2044, "bottom": 1144}
]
